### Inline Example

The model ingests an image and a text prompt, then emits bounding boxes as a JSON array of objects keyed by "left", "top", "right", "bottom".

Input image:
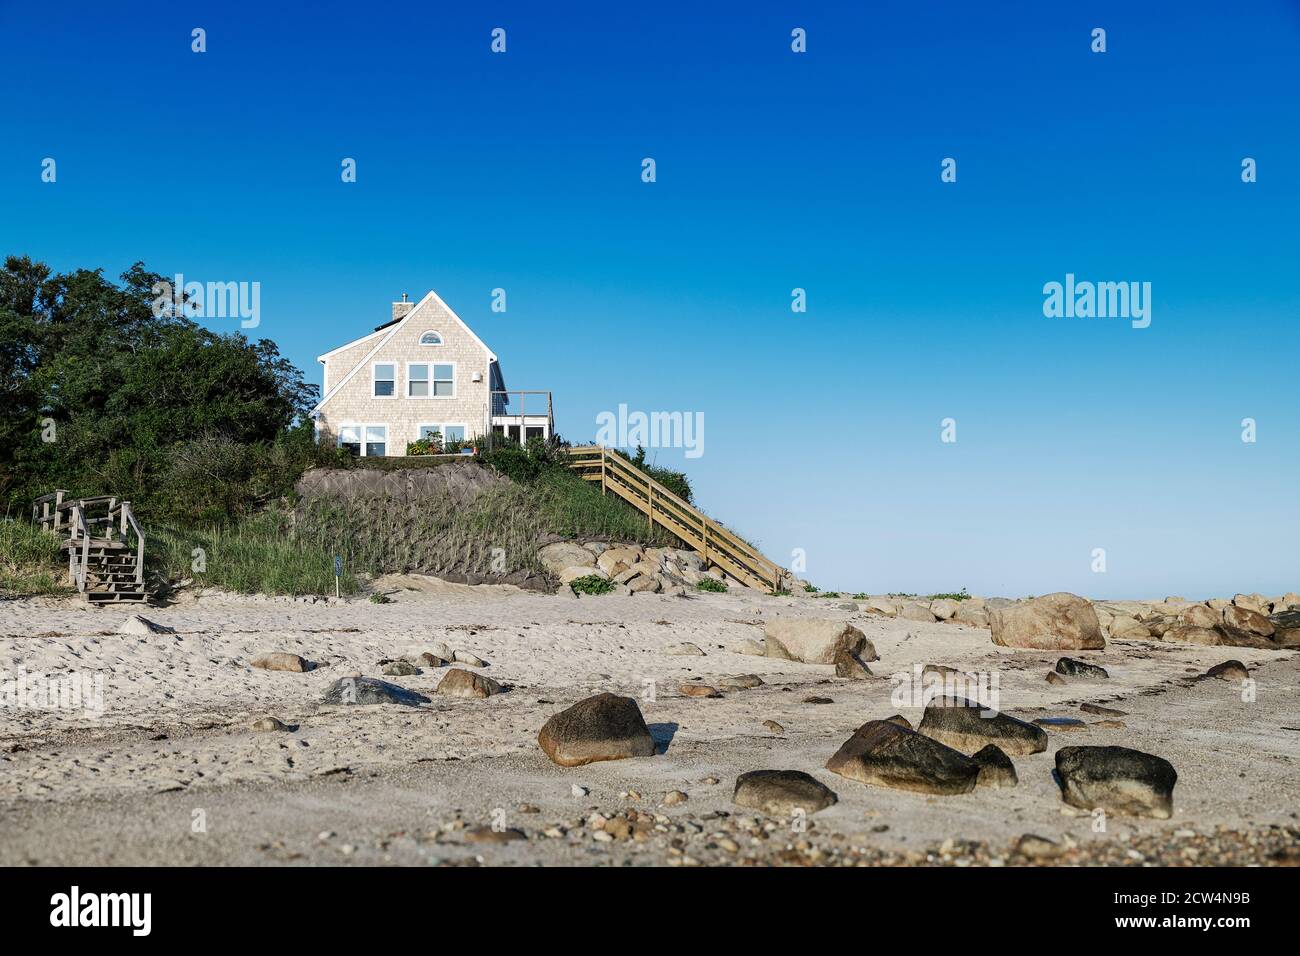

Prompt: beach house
[{"left": 310, "top": 291, "right": 553, "bottom": 456}]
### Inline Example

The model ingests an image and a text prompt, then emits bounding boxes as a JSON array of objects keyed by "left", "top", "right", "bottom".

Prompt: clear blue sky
[{"left": 2, "top": 1, "right": 1297, "bottom": 599}]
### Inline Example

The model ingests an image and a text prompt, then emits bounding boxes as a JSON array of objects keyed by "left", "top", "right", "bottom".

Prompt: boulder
[
  {"left": 1055, "top": 657, "right": 1109, "bottom": 679},
  {"left": 1054, "top": 745, "right": 1177, "bottom": 819},
  {"left": 864, "top": 597, "right": 898, "bottom": 618},
  {"left": 537, "top": 542, "right": 595, "bottom": 576},
  {"left": 627, "top": 576, "right": 660, "bottom": 594},
  {"left": 1222, "top": 605, "right": 1274, "bottom": 637},
  {"left": 559, "top": 565, "right": 607, "bottom": 585},
  {"left": 251, "top": 652, "right": 309, "bottom": 673},
  {"left": 733, "top": 770, "right": 838, "bottom": 816},
  {"left": 953, "top": 603, "right": 990, "bottom": 628},
  {"left": 763, "top": 619, "right": 874, "bottom": 665},
  {"left": 930, "top": 598, "right": 960, "bottom": 621},
  {"left": 1107, "top": 616, "right": 1151, "bottom": 640},
  {"left": 989, "top": 592, "right": 1104, "bottom": 650},
  {"left": 1276, "top": 592, "right": 1300, "bottom": 611},
  {"left": 900, "top": 603, "right": 938, "bottom": 623},
  {"left": 971, "top": 744, "right": 1018, "bottom": 789},
  {"left": 1232, "top": 593, "right": 1270, "bottom": 614},
  {"left": 916, "top": 696, "right": 1049, "bottom": 756},
  {"left": 436, "top": 668, "right": 502, "bottom": 699},
  {"left": 1179, "top": 604, "right": 1220, "bottom": 629},
  {"left": 381, "top": 660, "right": 419, "bottom": 676},
  {"left": 834, "top": 647, "right": 873, "bottom": 679},
  {"left": 1204, "top": 660, "right": 1248, "bottom": 681},
  {"left": 1160, "top": 624, "right": 1224, "bottom": 646},
  {"left": 320, "top": 677, "right": 429, "bottom": 706},
  {"left": 825, "top": 720, "right": 980, "bottom": 795},
  {"left": 537, "top": 693, "right": 657, "bottom": 767}
]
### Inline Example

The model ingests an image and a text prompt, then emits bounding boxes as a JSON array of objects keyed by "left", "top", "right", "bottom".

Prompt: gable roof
[{"left": 311, "top": 290, "right": 498, "bottom": 415}]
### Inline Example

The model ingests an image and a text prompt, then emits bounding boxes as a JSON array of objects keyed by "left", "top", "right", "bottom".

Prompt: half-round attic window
[{"left": 419, "top": 331, "right": 443, "bottom": 345}]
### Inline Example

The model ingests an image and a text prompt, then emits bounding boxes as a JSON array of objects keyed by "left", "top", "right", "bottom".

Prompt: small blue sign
[{"left": 334, "top": 555, "right": 343, "bottom": 576}]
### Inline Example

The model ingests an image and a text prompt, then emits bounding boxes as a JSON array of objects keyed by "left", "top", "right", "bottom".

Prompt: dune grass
[{"left": 0, "top": 519, "right": 68, "bottom": 597}]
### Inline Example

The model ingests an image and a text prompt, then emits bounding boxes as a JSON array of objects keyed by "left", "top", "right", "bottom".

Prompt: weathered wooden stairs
[
  {"left": 32, "top": 491, "right": 148, "bottom": 604},
  {"left": 567, "top": 446, "right": 785, "bottom": 593}
]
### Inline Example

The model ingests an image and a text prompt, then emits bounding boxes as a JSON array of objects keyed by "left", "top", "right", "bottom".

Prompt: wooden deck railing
[
  {"left": 567, "top": 445, "right": 783, "bottom": 593},
  {"left": 33, "top": 492, "right": 146, "bottom": 593}
]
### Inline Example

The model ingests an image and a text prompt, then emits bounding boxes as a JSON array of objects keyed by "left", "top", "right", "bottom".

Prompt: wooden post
[{"left": 647, "top": 483, "right": 654, "bottom": 530}]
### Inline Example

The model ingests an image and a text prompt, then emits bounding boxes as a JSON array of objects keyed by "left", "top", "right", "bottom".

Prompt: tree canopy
[{"left": 0, "top": 256, "right": 325, "bottom": 523}]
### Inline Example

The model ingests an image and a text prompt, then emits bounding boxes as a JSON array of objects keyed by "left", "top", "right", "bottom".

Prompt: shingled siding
[{"left": 316, "top": 297, "right": 494, "bottom": 455}]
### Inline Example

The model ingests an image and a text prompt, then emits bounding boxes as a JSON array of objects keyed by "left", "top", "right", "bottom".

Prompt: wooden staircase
[
  {"left": 567, "top": 446, "right": 785, "bottom": 593},
  {"left": 32, "top": 491, "right": 148, "bottom": 604}
]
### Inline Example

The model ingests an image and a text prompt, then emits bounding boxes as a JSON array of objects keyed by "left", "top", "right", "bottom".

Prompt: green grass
[
  {"left": 151, "top": 511, "right": 361, "bottom": 597},
  {"left": 569, "top": 574, "right": 615, "bottom": 595},
  {"left": 926, "top": 588, "right": 971, "bottom": 601},
  {"left": 695, "top": 577, "right": 727, "bottom": 593},
  {"left": 0, "top": 519, "right": 67, "bottom": 597}
]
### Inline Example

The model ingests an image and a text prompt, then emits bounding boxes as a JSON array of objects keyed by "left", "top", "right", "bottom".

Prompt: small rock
[
  {"left": 1015, "top": 834, "right": 1064, "bottom": 860},
  {"left": 1034, "top": 716, "right": 1088, "bottom": 731},
  {"left": 251, "top": 716, "right": 292, "bottom": 733},
  {"left": 436, "top": 668, "right": 503, "bottom": 699},
  {"left": 665, "top": 642, "right": 706, "bottom": 657},
  {"left": 116, "top": 615, "right": 175, "bottom": 636},
  {"left": 1205, "top": 660, "right": 1249, "bottom": 681},
  {"left": 381, "top": 660, "right": 419, "bottom": 677},
  {"left": 571, "top": 785, "right": 589, "bottom": 798},
  {"left": 735, "top": 638, "right": 767, "bottom": 656},
  {"left": 917, "top": 696, "right": 1048, "bottom": 756},
  {"left": 320, "top": 676, "right": 429, "bottom": 706},
  {"left": 803, "top": 695, "right": 834, "bottom": 705},
  {"left": 251, "top": 652, "right": 309, "bottom": 673},
  {"left": 1080, "top": 702, "right": 1127, "bottom": 717},
  {"left": 834, "top": 647, "right": 873, "bottom": 679},
  {"left": 762, "top": 719, "right": 785, "bottom": 734},
  {"left": 1055, "top": 657, "right": 1109, "bottom": 679},
  {"left": 1055, "top": 745, "right": 1177, "bottom": 818},
  {"left": 971, "top": 744, "right": 1017, "bottom": 789},
  {"left": 680, "top": 682, "right": 721, "bottom": 698},
  {"left": 538, "top": 693, "right": 657, "bottom": 767},
  {"left": 718, "top": 674, "right": 764, "bottom": 691},
  {"left": 454, "top": 650, "right": 488, "bottom": 667},
  {"left": 733, "top": 770, "right": 838, "bottom": 816},
  {"left": 1045, "top": 672, "right": 1067, "bottom": 686},
  {"left": 464, "top": 826, "right": 527, "bottom": 844},
  {"left": 825, "top": 720, "right": 979, "bottom": 795},
  {"left": 662, "top": 790, "right": 689, "bottom": 806}
]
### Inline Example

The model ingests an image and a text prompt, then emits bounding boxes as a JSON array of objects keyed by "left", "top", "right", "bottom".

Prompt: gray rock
[
  {"left": 917, "top": 696, "right": 1049, "bottom": 756},
  {"left": 733, "top": 770, "right": 838, "bottom": 816},
  {"left": 899, "top": 603, "right": 938, "bottom": 623},
  {"left": 117, "top": 615, "right": 175, "bottom": 636},
  {"left": 971, "top": 744, "right": 1018, "bottom": 789},
  {"left": 1055, "top": 657, "right": 1109, "bottom": 679},
  {"left": 1080, "top": 702, "right": 1127, "bottom": 717},
  {"left": 825, "top": 720, "right": 979, "bottom": 795},
  {"left": 537, "top": 693, "right": 656, "bottom": 767},
  {"left": 382, "top": 660, "right": 420, "bottom": 676},
  {"left": 251, "top": 716, "right": 292, "bottom": 732},
  {"left": 1055, "top": 745, "right": 1177, "bottom": 819},
  {"left": 320, "top": 677, "right": 429, "bottom": 706},
  {"left": 718, "top": 674, "right": 764, "bottom": 691},
  {"left": 454, "top": 650, "right": 488, "bottom": 667},
  {"left": 537, "top": 542, "right": 596, "bottom": 576},
  {"left": 664, "top": 642, "right": 706, "bottom": 657}
]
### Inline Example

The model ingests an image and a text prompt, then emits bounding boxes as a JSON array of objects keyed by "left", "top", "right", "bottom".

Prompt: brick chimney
[{"left": 392, "top": 292, "right": 414, "bottom": 323}]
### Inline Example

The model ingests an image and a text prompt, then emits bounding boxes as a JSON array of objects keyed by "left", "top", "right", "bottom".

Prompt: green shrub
[
  {"left": 852, "top": 592, "right": 868, "bottom": 600},
  {"left": 803, "top": 583, "right": 819, "bottom": 593},
  {"left": 368, "top": 592, "right": 392, "bottom": 604},
  {"left": 926, "top": 588, "right": 970, "bottom": 602},
  {"left": 695, "top": 577, "right": 727, "bottom": 593},
  {"left": 569, "top": 574, "right": 614, "bottom": 595},
  {"left": 610, "top": 445, "right": 692, "bottom": 503}
]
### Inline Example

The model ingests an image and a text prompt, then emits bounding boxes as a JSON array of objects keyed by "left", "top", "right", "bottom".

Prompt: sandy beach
[{"left": 1, "top": 580, "right": 1297, "bottom": 866}]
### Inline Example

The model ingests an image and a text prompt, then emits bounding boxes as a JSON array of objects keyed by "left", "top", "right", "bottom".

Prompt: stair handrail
[
  {"left": 120, "top": 501, "right": 145, "bottom": 587},
  {"left": 66, "top": 501, "right": 90, "bottom": 592},
  {"left": 567, "top": 445, "right": 785, "bottom": 592}
]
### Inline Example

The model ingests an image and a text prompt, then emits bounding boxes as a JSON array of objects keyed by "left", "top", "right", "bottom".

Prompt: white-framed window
[
  {"left": 418, "top": 330, "right": 443, "bottom": 346},
  {"left": 372, "top": 362, "right": 396, "bottom": 398},
  {"left": 338, "top": 424, "right": 388, "bottom": 457},
  {"left": 418, "top": 423, "right": 468, "bottom": 444},
  {"left": 408, "top": 362, "right": 454, "bottom": 398}
]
